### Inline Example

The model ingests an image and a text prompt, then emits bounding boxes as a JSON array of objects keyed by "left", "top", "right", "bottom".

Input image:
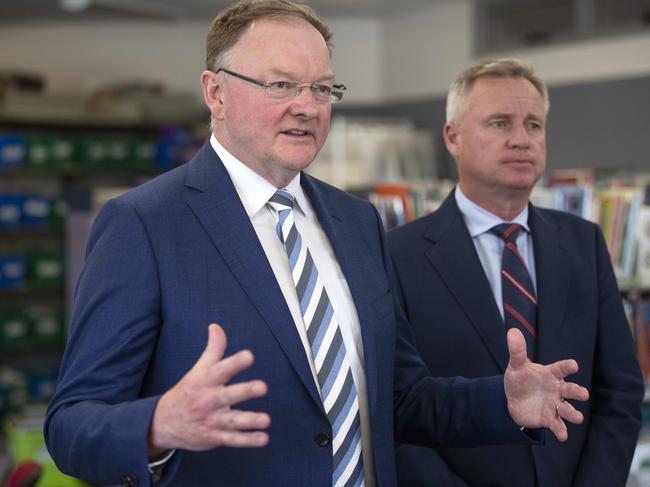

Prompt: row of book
[
  {"left": 366, "top": 180, "right": 453, "bottom": 230},
  {"left": 309, "top": 117, "right": 437, "bottom": 189},
  {"left": 0, "top": 127, "right": 199, "bottom": 172},
  {"left": 0, "top": 191, "right": 64, "bottom": 229},
  {"left": 0, "top": 251, "right": 64, "bottom": 290},
  {"left": 0, "top": 367, "right": 58, "bottom": 416},
  {"left": 531, "top": 169, "right": 650, "bottom": 288},
  {"left": 0, "top": 305, "right": 65, "bottom": 352},
  {"left": 367, "top": 171, "right": 650, "bottom": 290},
  {"left": 629, "top": 296, "right": 650, "bottom": 384}
]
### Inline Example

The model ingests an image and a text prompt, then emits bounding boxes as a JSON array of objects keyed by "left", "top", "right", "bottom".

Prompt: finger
[
  {"left": 548, "top": 415, "right": 568, "bottom": 442},
  {"left": 560, "top": 381, "right": 589, "bottom": 402},
  {"left": 209, "top": 349, "right": 256, "bottom": 386},
  {"left": 547, "top": 358, "right": 579, "bottom": 380},
  {"left": 195, "top": 324, "right": 228, "bottom": 370},
  {"left": 214, "top": 409, "right": 272, "bottom": 432},
  {"left": 212, "top": 430, "right": 270, "bottom": 448},
  {"left": 506, "top": 328, "right": 528, "bottom": 369},
  {"left": 213, "top": 380, "right": 268, "bottom": 408},
  {"left": 556, "top": 400, "right": 584, "bottom": 425}
]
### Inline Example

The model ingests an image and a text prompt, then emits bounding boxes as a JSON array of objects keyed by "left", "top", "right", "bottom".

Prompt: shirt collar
[
  {"left": 210, "top": 134, "right": 306, "bottom": 217},
  {"left": 454, "top": 185, "right": 530, "bottom": 237}
]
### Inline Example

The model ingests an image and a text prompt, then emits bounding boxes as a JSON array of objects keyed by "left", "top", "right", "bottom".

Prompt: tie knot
[
  {"left": 491, "top": 223, "right": 522, "bottom": 243},
  {"left": 268, "top": 189, "right": 295, "bottom": 212}
]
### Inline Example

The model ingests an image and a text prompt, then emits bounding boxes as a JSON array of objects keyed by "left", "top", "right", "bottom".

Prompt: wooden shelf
[
  {"left": 0, "top": 345, "right": 64, "bottom": 371},
  {"left": 0, "top": 286, "right": 63, "bottom": 300}
]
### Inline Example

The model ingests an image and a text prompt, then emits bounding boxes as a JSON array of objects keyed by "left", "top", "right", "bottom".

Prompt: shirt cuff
[{"left": 148, "top": 449, "right": 176, "bottom": 475}]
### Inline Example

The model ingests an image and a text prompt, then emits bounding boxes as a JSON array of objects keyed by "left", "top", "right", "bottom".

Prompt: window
[{"left": 475, "top": 0, "right": 650, "bottom": 54}]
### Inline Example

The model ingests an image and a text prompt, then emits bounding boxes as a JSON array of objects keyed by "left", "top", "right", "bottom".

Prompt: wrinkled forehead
[
  {"left": 467, "top": 77, "right": 546, "bottom": 117},
  {"left": 228, "top": 17, "right": 333, "bottom": 78},
  {"left": 232, "top": 17, "right": 329, "bottom": 58}
]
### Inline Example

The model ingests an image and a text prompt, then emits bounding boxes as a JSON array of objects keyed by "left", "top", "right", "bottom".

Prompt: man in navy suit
[
  {"left": 390, "top": 58, "right": 644, "bottom": 487},
  {"left": 45, "top": 4, "right": 589, "bottom": 486}
]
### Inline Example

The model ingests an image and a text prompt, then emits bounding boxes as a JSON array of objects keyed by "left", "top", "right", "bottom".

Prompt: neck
[{"left": 459, "top": 183, "right": 531, "bottom": 221}]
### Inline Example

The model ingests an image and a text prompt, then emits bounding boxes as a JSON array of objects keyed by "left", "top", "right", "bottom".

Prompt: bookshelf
[
  {"left": 0, "top": 92, "right": 205, "bottom": 483},
  {"left": 1, "top": 118, "right": 204, "bottom": 405},
  {"left": 308, "top": 115, "right": 437, "bottom": 190}
]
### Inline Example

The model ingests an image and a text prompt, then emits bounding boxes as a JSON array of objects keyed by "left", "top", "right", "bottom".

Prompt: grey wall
[{"left": 546, "top": 75, "right": 650, "bottom": 170}]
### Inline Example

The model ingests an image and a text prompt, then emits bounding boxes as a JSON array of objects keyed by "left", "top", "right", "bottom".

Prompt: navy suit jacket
[
  {"left": 44, "top": 143, "right": 532, "bottom": 487},
  {"left": 389, "top": 189, "right": 644, "bottom": 487}
]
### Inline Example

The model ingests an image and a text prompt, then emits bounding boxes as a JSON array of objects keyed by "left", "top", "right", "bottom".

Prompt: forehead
[
  {"left": 229, "top": 17, "right": 332, "bottom": 76},
  {"left": 466, "top": 76, "right": 545, "bottom": 117}
]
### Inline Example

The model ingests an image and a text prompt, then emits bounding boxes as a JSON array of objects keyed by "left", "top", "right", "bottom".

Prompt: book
[{"left": 636, "top": 206, "right": 650, "bottom": 287}]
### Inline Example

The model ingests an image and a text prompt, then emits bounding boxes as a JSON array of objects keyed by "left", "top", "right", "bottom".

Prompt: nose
[
  {"left": 288, "top": 86, "right": 321, "bottom": 118},
  {"left": 507, "top": 124, "right": 531, "bottom": 149}
]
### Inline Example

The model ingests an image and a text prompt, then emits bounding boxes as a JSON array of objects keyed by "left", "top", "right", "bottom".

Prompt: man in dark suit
[
  {"left": 390, "top": 58, "right": 644, "bottom": 487},
  {"left": 44, "top": 5, "right": 589, "bottom": 486}
]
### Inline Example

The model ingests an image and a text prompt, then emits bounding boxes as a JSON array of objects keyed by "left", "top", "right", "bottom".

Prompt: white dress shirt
[
  {"left": 454, "top": 186, "right": 537, "bottom": 319},
  {"left": 211, "top": 135, "right": 376, "bottom": 487}
]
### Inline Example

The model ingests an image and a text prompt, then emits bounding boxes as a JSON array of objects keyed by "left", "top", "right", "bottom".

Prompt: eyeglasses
[{"left": 216, "top": 68, "right": 346, "bottom": 104}]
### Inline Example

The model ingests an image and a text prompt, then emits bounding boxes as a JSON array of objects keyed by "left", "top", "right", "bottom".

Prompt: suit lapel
[
  {"left": 423, "top": 193, "right": 510, "bottom": 371},
  {"left": 529, "top": 206, "right": 571, "bottom": 364},
  {"left": 183, "top": 143, "right": 322, "bottom": 408},
  {"left": 301, "top": 176, "right": 381, "bottom": 418}
]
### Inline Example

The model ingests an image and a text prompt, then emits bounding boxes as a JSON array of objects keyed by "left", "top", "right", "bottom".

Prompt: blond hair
[{"left": 446, "top": 58, "right": 549, "bottom": 123}]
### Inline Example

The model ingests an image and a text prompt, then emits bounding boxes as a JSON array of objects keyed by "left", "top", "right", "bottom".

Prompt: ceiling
[{"left": 0, "top": 0, "right": 443, "bottom": 22}]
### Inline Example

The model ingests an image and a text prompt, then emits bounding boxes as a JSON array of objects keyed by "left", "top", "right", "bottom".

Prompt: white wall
[
  {"left": 328, "top": 18, "right": 383, "bottom": 103},
  {"left": 1, "top": 3, "right": 650, "bottom": 105},
  {"left": 382, "top": 0, "right": 650, "bottom": 102},
  {"left": 0, "top": 17, "right": 382, "bottom": 105},
  {"left": 1, "top": 20, "right": 207, "bottom": 99},
  {"left": 514, "top": 34, "right": 650, "bottom": 87},
  {"left": 382, "top": 0, "right": 473, "bottom": 101}
]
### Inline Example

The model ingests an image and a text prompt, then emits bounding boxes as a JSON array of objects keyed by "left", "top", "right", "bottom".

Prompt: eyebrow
[
  {"left": 267, "top": 69, "right": 336, "bottom": 83},
  {"left": 485, "top": 112, "right": 544, "bottom": 121}
]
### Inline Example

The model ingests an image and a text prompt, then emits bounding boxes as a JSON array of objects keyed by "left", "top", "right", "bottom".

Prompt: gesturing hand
[
  {"left": 504, "top": 328, "right": 589, "bottom": 442},
  {"left": 148, "top": 324, "right": 270, "bottom": 457}
]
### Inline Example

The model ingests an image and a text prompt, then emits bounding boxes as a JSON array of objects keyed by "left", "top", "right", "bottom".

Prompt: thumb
[
  {"left": 195, "top": 323, "right": 227, "bottom": 369},
  {"left": 507, "top": 328, "right": 528, "bottom": 370}
]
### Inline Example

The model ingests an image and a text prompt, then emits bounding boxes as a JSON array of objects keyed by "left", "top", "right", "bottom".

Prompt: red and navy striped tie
[
  {"left": 491, "top": 223, "right": 537, "bottom": 359},
  {"left": 268, "top": 189, "right": 365, "bottom": 487}
]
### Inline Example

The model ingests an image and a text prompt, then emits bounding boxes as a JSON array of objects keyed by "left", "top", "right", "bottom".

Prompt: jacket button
[
  {"left": 315, "top": 432, "right": 331, "bottom": 447},
  {"left": 119, "top": 474, "right": 138, "bottom": 486}
]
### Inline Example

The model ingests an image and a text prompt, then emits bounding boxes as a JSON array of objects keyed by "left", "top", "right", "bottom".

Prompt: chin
[
  {"left": 283, "top": 153, "right": 318, "bottom": 172},
  {"left": 505, "top": 183, "right": 537, "bottom": 194},
  {"left": 505, "top": 172, "right": 540, "bottom": 187}
]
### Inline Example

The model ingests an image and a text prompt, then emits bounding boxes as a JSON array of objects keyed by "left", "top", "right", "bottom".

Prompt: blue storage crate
[
  {"left": 0, "top": 134, "right": 26, "bottom": 168},
  {"left": 0, "top": 193, "right": 22, "bottom": 228},
  {"left": 20, "top": 193, "right": 51, "bottom": 226},
  {"left": 0, "top": 254, "right": 27, "bottom": 289}
]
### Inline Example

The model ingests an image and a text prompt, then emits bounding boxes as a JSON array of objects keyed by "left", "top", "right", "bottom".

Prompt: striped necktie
[
  {"left": 267, "top": 189, "right": 365, "bottom": 487},
  {"left": 491, "top": 223, "right": 537, "bottom": 359}
]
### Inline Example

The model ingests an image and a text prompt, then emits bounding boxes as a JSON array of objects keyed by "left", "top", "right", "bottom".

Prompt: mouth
[
  {"left": 503, "top": 159, "right": 533, "bottom": 165},
  {"left": 281, "top": 129, "right": 313, "bottom": 138}
]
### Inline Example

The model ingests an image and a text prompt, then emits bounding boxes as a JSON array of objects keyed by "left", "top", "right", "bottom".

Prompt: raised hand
[
  {"left": 504, "top": 328, "right": 589, "bottom": 442},
  {"left": 148, "top": 324, "right": 270, "bottom": 457}
]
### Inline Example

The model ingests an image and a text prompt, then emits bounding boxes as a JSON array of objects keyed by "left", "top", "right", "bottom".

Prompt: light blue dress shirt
[{"left": 454, "top": 186, "right": 537, "bottom": 320}]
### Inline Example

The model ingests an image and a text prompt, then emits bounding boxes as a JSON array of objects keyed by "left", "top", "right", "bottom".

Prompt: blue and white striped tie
[{"left": 268, "top": 189, "right": 365, "bottom": 487}]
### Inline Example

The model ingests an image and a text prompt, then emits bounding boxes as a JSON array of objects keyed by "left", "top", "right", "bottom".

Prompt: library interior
[{"left": 1, "top": 0, "right": 650, "bottom": 485}]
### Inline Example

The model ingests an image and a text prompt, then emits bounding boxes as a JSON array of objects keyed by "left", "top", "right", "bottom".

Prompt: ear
[
  {"left": 443, "top": 122, "right": 460, "bottom": 158},
  {"left": 200, "top": 70, "right": 225, "bottom": 120}
]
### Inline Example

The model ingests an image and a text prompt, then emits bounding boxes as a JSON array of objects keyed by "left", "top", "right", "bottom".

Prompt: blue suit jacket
[
  {"left": 45, "top": 143, "right": 534, "bottom": 486},
  {"left": 389, "top": 190, "right": 644, "bottom": 487}
]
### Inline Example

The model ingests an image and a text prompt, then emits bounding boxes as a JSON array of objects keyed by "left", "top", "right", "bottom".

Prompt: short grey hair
[
  {"left": 206, "top": 0, "right": 332, "bottom": 72},
  {"left": 446, "top": 58, "right": 549, "bottom": 123}
]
